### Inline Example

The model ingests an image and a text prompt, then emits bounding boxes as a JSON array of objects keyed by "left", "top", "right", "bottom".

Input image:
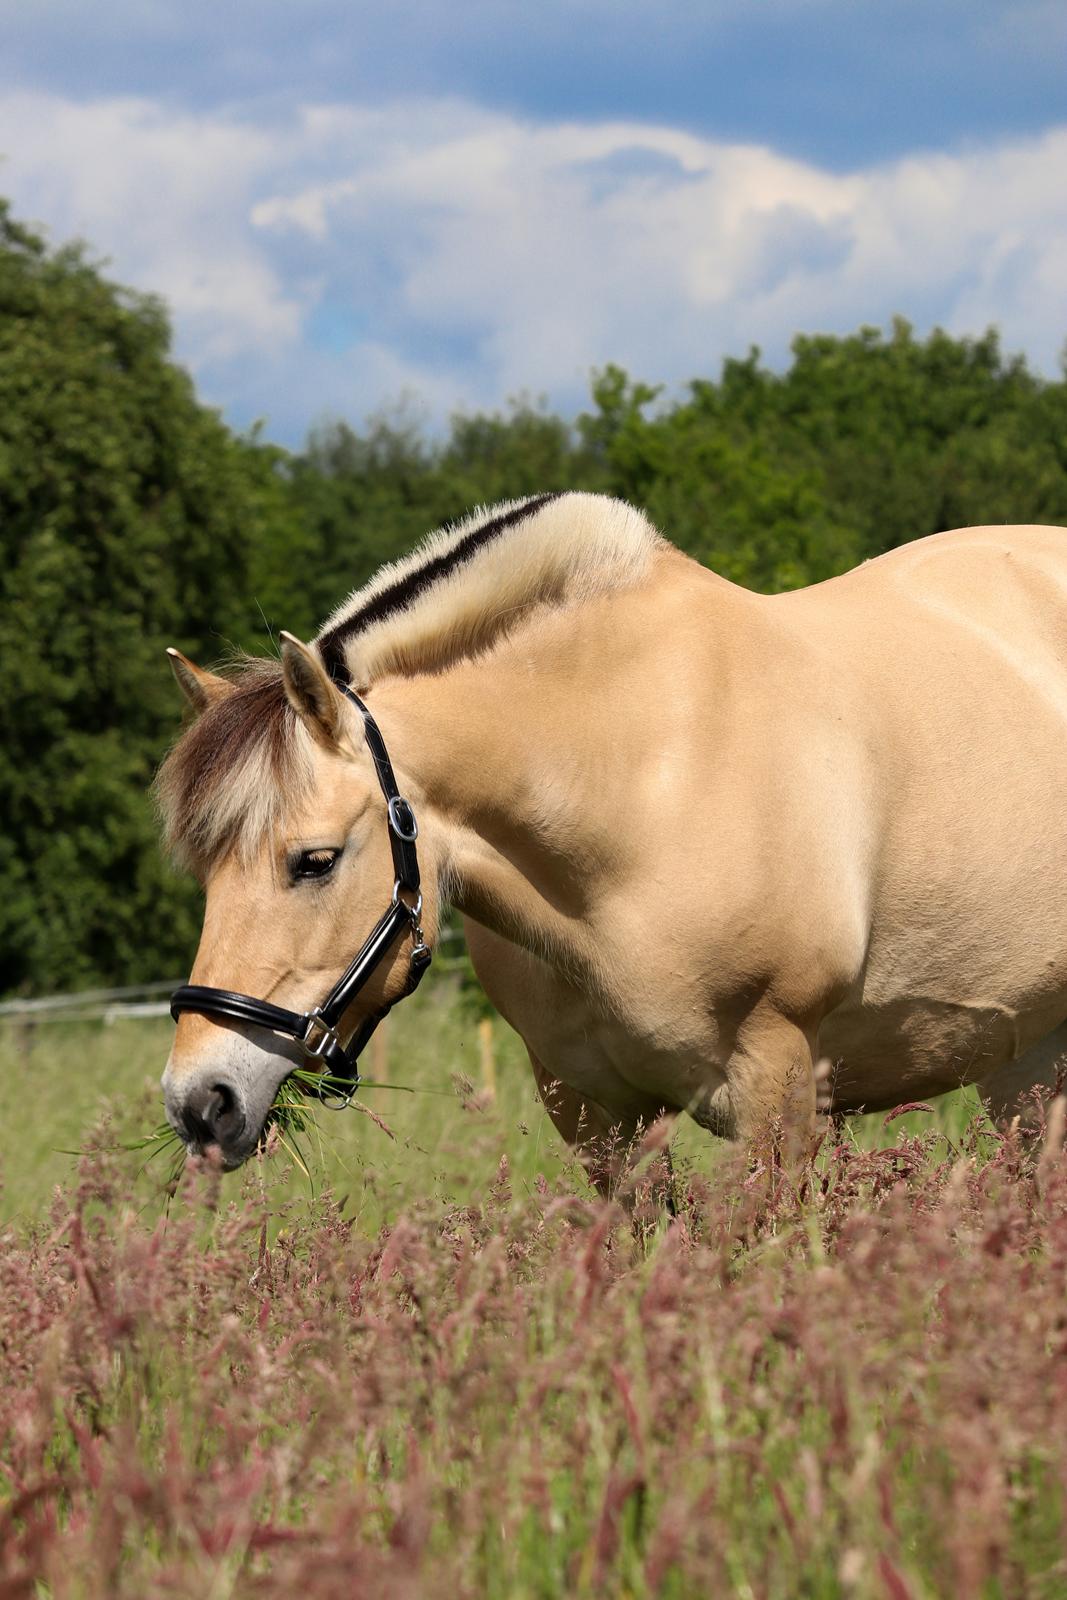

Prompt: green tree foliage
[
  {"left": 5, "top": 196, "right": 1067, "bottom": 992},
  {"left": 0, "top": 203, "right": 298, "bottom": 991}
]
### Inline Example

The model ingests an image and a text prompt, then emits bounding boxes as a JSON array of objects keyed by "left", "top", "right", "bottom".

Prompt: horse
[{"left": 159, "top": 491, "right": 1067, "bottom": 1190}]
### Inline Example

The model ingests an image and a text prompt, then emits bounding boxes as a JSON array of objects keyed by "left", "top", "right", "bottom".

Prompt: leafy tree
[
  {"left": 576, "top": 363, "right": 861, "bottom": 589},
  {"left": 754, "top": 320, "right": 1067, "bottom": 557},
  {"left": 0, "top": 203, "right": 291, "bottom": 990}
]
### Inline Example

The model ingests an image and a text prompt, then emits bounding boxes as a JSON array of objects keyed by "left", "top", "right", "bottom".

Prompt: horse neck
[{"left": 367, "top": 551, "right": 696, "bottom": 964}]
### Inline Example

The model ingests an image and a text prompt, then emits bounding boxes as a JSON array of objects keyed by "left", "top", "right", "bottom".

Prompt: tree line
[{"left": 4, "top": 197, "right": 1067, "bottom": 993}]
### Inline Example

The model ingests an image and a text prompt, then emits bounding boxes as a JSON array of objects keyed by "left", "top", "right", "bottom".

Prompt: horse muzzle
[{"left": 162, "top": 1027, "right": 298, "bottom": 1169}]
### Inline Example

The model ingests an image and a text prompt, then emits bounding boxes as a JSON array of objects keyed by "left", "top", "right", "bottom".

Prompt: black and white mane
[{"left": 315, "top": 491, "right": 659, "bottom": 689}]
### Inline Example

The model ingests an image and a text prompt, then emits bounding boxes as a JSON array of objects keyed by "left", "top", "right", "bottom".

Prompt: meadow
[{"left": 2, "top": 974, "right": 1065, "bottom": 1598}]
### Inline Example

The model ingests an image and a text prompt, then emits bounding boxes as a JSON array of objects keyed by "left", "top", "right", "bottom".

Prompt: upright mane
[
  {"left": 157, "top": 492, "right": 662, "bottom": 871},
  {"left": 316, "top": 491, "right": 662, "bottom": 688}
]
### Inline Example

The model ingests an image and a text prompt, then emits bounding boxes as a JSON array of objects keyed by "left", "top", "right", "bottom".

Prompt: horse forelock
[{"left": 155, "top": 659, "right": 313, "bottom": 874}]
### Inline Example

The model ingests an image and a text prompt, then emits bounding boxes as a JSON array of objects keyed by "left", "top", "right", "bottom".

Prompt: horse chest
[{"left": 482, "top": 939, "right": 726, "bottom": 1111}]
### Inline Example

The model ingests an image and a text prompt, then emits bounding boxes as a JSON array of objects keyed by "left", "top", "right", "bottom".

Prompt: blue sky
[{"left": 2, "top": 1, "right": 1065, "bottom": 443}]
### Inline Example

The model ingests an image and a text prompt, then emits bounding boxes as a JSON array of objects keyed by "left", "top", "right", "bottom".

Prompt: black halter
[{"left": 170, "top": 685, "right": 432, "bottom": 1101}]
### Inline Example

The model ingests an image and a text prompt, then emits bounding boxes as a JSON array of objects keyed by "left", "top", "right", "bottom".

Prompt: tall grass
[
  {"left": 3, "top": 1116, "right": 1067, "bottom": 1596},
  {"left": 3, "top": 979, "right": 1057, "bottom": 1597}
]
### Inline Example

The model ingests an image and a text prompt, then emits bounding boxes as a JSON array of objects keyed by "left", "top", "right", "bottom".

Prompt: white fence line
[
  {"left": 6, "top": 1002, "right": 174, "bottom": 1026},
  {"left": 0, "top": 925, "right": 469, "bottom": 1027},
  {"left": 0, "top": 980, "right": 179, "bottom": 1017},
  {"left": 0, "top": 982, "right": 181, "bottom": 1026}
]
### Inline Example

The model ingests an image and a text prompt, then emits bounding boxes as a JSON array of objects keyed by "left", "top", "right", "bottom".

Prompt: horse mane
[
  {"left": 316, "top": 491, "right": 662, "bottom": 689},
  {"left": 156, "top": 492, "right": 661, "bottom": 871}
]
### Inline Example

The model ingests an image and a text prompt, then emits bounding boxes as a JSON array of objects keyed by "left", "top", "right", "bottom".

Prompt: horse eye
[{"left": 291, "top": 848, "right": 340, "bottom": 882}]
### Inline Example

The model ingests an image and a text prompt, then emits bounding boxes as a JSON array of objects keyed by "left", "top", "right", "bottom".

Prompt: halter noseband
[{"left": 170, "top": 684, "right": 432, "bottom": 1102}]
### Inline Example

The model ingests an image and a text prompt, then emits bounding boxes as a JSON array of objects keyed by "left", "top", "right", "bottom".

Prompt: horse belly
[
  {"left": 820, "top": 1001, "right": 1006, "bottom": 1112},
  {"left": 819, "top": 978, "right": 1067, "bottom": 1114},
  {"left": 822, "top": 818, "right": 1067, "bottom": 1111}
]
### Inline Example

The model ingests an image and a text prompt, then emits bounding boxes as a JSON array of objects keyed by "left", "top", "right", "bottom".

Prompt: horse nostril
[
  {"left": 209, "top": 1082, "right": 242, "bottom": 1140},
  {"left": 180, "top": 1082, "right": 246, "bottom": 1149}
]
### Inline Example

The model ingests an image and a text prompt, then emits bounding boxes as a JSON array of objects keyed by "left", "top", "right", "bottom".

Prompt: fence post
[
  {"left": 478, "top": 1016, "right": 495, "bottom": 1098},
  {"left": 371, "top": 1016, "right": 390, "bottom": 1083},
  {"left": 16, "top": 1017, "right": 36, "bottom": 1069}
]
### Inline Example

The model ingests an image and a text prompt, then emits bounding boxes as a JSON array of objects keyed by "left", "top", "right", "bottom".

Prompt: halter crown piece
[{"left": 170, "top": 684, "right": 432, "bottom": 1105}]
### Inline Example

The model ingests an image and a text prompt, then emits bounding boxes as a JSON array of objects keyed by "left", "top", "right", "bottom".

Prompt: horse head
[{"left": 158, "top": 636, "right": 432, "bottom": 1167}]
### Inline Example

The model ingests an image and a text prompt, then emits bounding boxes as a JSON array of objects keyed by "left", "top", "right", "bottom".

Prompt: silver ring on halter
[
  {"left": 387, "top": 795, "right": 419, "bottom": 841},
  {"left": 317, "top": 1077, "right": 359, "bottom": 1111},
  {"left": 392, "top": 882, "right": 424, "bottom": 922}
]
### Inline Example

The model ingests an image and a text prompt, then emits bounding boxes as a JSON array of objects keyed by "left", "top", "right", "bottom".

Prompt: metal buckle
[
  {"left": 300, "top": 1011, "right": 359, "bottom": 1108},
  {"left": 387, "top": 795, "right": 418, "bottom": 842},
  {"left": 391, "top": 881, "right": 427, "bottom": 959},
  {"left": 302, "top": 1008, "right": 343, "bottom": 1060},
  {"left": 391, "top": 881, "right": 423, "bottom": 921}
]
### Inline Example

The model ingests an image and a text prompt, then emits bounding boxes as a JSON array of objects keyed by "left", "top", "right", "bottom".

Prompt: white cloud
[
  {"left": 0, "top": 93, "right": 301, "bottom": 363},
  {"left": 1, "top": 90, "right": 1065, "bottom": 441}
]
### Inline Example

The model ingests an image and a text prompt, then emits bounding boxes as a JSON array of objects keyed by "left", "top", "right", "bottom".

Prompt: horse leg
[
  {"left": 526, "top": 1051, "right": 675, "bottom": 1209},
  {"left": 700, "top": 1008, "right": 818, "bottom": 1167},
  {"left": 976, "top": 1019, "right": 1067, "bottom": 1135}
]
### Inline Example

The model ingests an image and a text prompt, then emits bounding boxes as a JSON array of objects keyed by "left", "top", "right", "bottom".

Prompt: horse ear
[
  {"left": 279, "top": 631, "right": 348, "bottom": 748},
  {"left": 166, "top": 648, "right": 233, "bottom": 714}
]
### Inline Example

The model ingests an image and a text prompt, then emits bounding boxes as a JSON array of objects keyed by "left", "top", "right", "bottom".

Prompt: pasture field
[{"left": 2, "top": 977, "right": 1066, "bottom": 1598}]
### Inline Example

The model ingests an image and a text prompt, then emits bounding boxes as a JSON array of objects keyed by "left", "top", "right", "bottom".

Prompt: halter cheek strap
[{"left": 170, "top": 685, "right": 432, "bottom": 1099}]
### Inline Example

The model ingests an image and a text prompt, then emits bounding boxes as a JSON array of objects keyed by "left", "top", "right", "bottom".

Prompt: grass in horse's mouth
[{"left": 125, "top": 1067, "right": 359, "bottom": 1183}]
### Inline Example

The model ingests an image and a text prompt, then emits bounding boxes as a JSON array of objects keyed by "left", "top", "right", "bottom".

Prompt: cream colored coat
[{"left": 162, "top": 510, "right": 1067, "bottom": 1179}]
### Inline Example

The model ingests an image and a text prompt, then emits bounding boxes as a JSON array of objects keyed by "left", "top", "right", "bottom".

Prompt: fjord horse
[{"left": 160, "top": 493, "right": 1067, "bottom": 1188}]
